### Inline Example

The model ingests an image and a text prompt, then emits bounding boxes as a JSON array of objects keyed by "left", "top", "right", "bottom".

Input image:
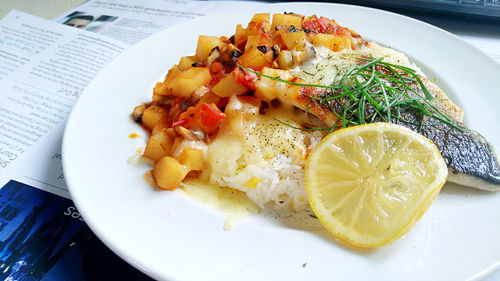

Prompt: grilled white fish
[{"left": 255, "top": 43, "right": 500, "bottom": 191}]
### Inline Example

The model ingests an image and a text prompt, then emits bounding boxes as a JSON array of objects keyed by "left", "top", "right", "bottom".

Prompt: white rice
[{"left": 206, "top": 42, "right": 415, "bottom": 212}]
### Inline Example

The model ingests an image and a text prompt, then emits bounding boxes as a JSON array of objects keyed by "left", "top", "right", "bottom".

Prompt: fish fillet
[{"left": 255, "top": 45, "right": 500, "bottom": 191}]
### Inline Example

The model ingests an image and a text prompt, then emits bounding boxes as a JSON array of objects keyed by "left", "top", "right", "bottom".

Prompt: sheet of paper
[
  {"left": 53, "top": 0, "right": 262, "bottom": 45},
  {"left": 0, "top": 10, "right": 128, "bottom": 198},
  {"left": 0, "top": 0, "right": 262, "bottom": 198}
]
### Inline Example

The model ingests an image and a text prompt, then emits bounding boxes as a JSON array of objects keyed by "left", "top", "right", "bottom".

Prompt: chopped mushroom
[{"left": 132, "top": 104, "right": 146, "bottom": 123}]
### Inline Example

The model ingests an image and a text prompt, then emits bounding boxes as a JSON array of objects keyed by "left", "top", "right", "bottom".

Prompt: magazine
[{"left": 0, "top": 1, "right": 261, "bottom": 279}]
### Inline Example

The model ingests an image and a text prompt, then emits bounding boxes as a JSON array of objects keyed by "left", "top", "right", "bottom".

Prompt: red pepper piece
[
  {"left": 200, "top": 103, "right": 225, "bottom": 131},
  {"left": 234, "top": 67, "right": 257, "bottom": 90}
]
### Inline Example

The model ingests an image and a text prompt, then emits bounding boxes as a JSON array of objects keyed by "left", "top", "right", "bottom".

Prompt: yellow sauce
[{"left": 177, "top": 179, "right": 261, "bottom": 230}]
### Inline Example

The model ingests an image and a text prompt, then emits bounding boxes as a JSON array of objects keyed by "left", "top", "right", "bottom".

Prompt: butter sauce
[
  {"left": 177, "top": 179, "right": 323, "bottom": 231},
  {"left": 177, "top": 179, "right": 261, "bottom": 230}
]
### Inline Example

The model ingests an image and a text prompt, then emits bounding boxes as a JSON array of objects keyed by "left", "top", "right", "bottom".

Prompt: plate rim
[{"left": 62, "top": 2, "right": 500, "bottom": 281}]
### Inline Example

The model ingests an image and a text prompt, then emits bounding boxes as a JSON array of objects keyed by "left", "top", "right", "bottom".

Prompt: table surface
[
  {"left": 1, "top": 1, "right": 499, "bottom": 281},
  {"left": 0, "top": 0, "right": 86, "bottom": 19}
]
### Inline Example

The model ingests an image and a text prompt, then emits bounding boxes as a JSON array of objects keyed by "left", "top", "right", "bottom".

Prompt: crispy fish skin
[
  {"left": 398, "top": 109, "right": 500, "bottom": 191},
  {"left": 398, "top": 77, "right": 500, "bottom": 191},
  {"left": 265, "top": 71, "right": 500, "bottom": 191}
]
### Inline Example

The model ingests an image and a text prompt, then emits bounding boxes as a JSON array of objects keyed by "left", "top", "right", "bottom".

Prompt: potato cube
[
  {"left": 312, "top": 34, "right": 351, "bottom": 51},
  {"left": 165, "top": 65, "right": 181, "bottom": 79},
  {"left": 244, "top": 35, "right": 263, "bottom": 52},
  {"left": 271, "top": 14, "right": 303, "bottom": 29},
  {"left": 178, "top": 56, "right": 197, "bottom": 71},
  {"left": 165, "top": 67, "right": 211, "bottom": 97},
  {"left": 254, "top": 67, "right": 300, "bottom": 101},
  {"left": 223, "top": 95, "right": 260, "bottom": 136},
  {"left": 211, "top": 71, "right": 248, "bottom": 97},
  {"left": 277, "top": 50, "right": 293, "bottom": 69},
  {"left": 153, "top": 82, "right": 170, "bottom": 96},
  {"left": 280, "top": 30, "right": 306, "bottom": 51},
  {"left": 246, "top": 22, "right": 262, "bottom": 38},
  {"left": 196, "top": 36, "right": 221, "bottom": 61},
  {"left": 178, "top": 148, "right": 205, "bottom": 171},
  {"left": 238, "top": 47, "right": 272, "bottom": 70},
  {"left": 153, "top": 156, "right": 189, "bottom": 190},
  {"left": 246, "top": 20, "right": 271, "bottom": 37},
  {"left": 152, "top": 94, "right": 171, "bottom": 105},
  {"left": 142, "top": 105, "right": 167, "bottom": 130},
  {"left": 234, "top": 24, "right": 247, "bottom": 49},
  {"left": 251, "top": 13, "right": 270, "bottom": 23},
  {"left": 151, "top": 119, "right": 170, "bottom": 135},
  {"left": 143, "top": 129, "right": 173, "bottom": 162}
]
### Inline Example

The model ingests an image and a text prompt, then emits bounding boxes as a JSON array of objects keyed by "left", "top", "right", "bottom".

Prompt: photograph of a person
[
  {"left": 60, "top": 12, "right": 117, "bottom": 32},
  {"left": 62, "top": 15, "right": 94, "bottom": 29}
]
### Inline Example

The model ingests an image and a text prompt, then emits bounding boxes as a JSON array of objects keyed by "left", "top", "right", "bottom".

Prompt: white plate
[{"left": 63, "top": 3, "right": 500, "bottom": 281}]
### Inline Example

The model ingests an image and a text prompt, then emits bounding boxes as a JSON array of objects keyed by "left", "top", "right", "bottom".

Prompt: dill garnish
[{"left": 238, "top": 58, "right": 462, "bottom": 132}]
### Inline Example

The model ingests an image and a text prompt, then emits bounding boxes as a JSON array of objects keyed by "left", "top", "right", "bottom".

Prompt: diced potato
[
  {"left": 178, "top": 55, "right": 197, "bottom": 71},
  {"left": 196, "top": 36, "right": 221, "bottom": 61},
  {"left": 170, "top": 137, "right": 183, "bottom": 155},
  {"left": 152, "top": 94, "right": 171, "bottom": 105},
  {"left": 234, "top": 24, "right": 247, "bottom": 49},
  {"left": 143, "top": 129, "right": 173, "bottom": 162},
  {"left": 238, "top": 47, "right": 273, "bottom": 70},
  {"left": 153, "top": 156, "right": 189, "bottom": 190},
  {"left": 153, "top": 82, "right": 170, "bottom": 96},
  {"left": 244, "top": 35, "right": 264, "bottom": 52},
  {"left": 271, "top": 14, "right": 303, "bottom": 29},
  {"left": 251, "top": 13, "right": 270, "bottom": 23},
  {"left": 211, "top": 70, "right": 248, "bottom": 97},
  {"left": 280, "top": 30, "right": 306, "bottom": 51},
  {"left": 142, "top": 105, "right": 167, "bottom": 130},
  {"left": 222, "top": 95, "right": 260, "bottom": 136},
  {"left": 196, "top": 91, "right": 221, "bottom": 106},
  {"left": 277, "top": 50, "right": 293, "bottom": 69},
  {"left": 312, "top": 33, "right": 351, "bottom": 51},
  {"left": 246, "top": 22, "right": 262, "bottom": 38},
  {"left": 165, "top": 65, "right": 181, "bottom": 79},
  {"left": 164, "top": 67, "right": 211, "bottom": 97},
  {"left": 292, "top": 50, "right": 308, "bottom": 65},
  {"left": 151, "top": 119, "right": 169, "bottom": 135},
  {"left": 254, "top": 67, "right": 300, "bottom": 101},
  {"left": 164, "top": 127, "right": 178, "bottom": 139},
  {"left": 178, "top": 148, "right": 205, "bottom": 170}
]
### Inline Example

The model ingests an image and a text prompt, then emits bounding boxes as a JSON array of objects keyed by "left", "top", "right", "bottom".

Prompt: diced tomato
[
  {"left": 216, "top": 97, "right": 230, "bottom": 110},
  {"left": 234, "top": 67, "right": 257, "bottom": 90},
  {"left": 317, "top": 17, "right": 330, "bottom": 33},
  {"left": 200, "top": 103, "right": 225, "bottom": 130},
  {"left": 302, "top": 19, "right": 319, "bottom": 33},
  {"left": 172, "top": 117, "right": 191, "bottom": 128},
  {"left": 211, "top": 61, "right": 223, "bottom": 73},
  {"left": 302, "top": 17, "right": 327, "bottom": 34},
  {"left": 172, "top": 103, "right": 225, "bottom": 133},
  {"left": 209, "top": 62, "right": 226, "bottom": 87},
  {"left": 257, "top": 21, "right": 268, "bottom": 35},
  {"left": 334, "top": 26, "right": 350, "bottom": 37}
]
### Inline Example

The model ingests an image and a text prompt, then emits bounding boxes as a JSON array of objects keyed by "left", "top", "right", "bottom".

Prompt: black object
[{"left": 276, "top": 0, "right": 500, "bottom": 22}]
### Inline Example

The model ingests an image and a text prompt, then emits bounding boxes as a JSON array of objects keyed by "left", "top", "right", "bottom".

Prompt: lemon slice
[{"left": 306, "top": 123, "right": 447, "bottom": 248}]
